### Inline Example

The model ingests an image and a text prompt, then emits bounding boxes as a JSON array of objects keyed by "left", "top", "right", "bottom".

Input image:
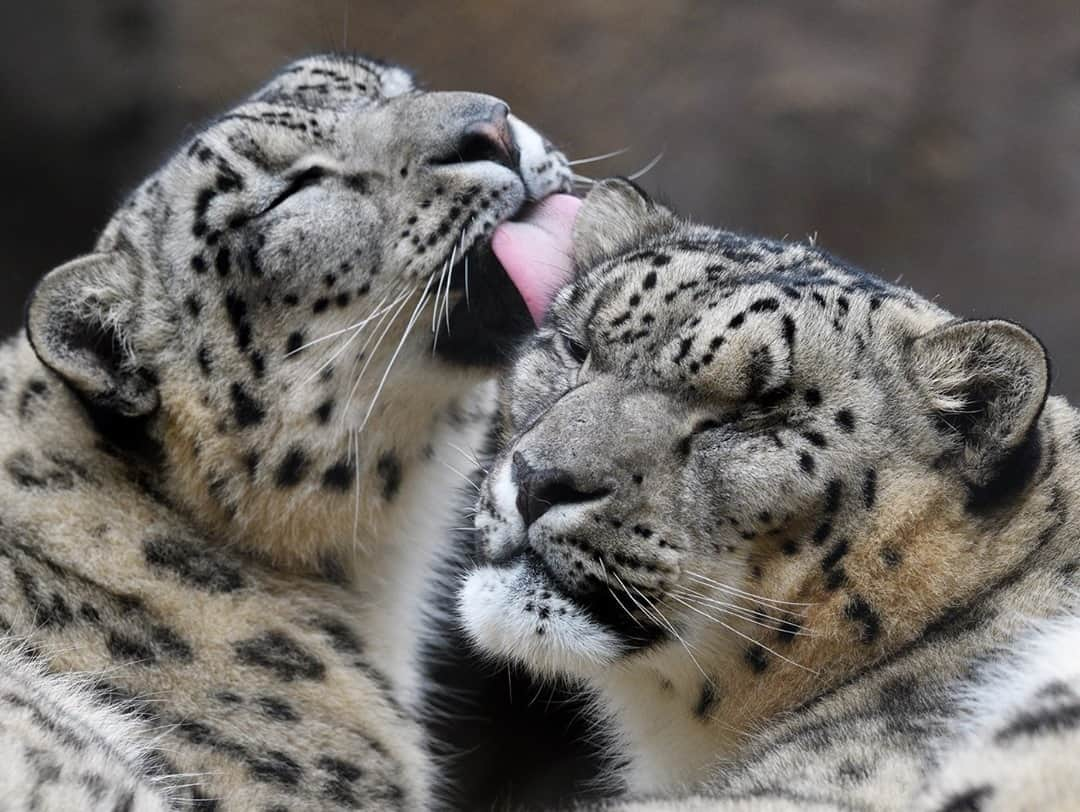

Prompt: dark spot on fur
[
  {"left": 106, "top": 632, "right": 155, "bottom": 664},
  {"left": 935, "top": 786, "right": 994, "bottom": 812},
  {"left": 322, "top": 459, "right": 355, "bottom": 492},
  {"left": 821, "top": 538, "right": 849, "bottom": 571},
  {"left": 230, "top": 383, "right": 265, "bottom": 428},
  {"left": 745, "top": 644, "right": 769, "bottom": 673},
  {"left": 257, "top": 696, "right": 299, "bottom": 722},
  {"left": 248, "top": 750, "right": 303, "bottom": 786},
  {"left": 694, "top": 681, "right": 718, "bottom": 719},
  {"left": 275, "top": 447, "right": 309, "bottom": 488},
  {"left": 377, "top": 451, "right": 402, "bottom": 501},
  {"left": 825, "top": 566, "right": 847, "bottom": 590},
  {"left": 881, "top": 546, "right": 902, "bottom": 569},
  {"left": 311, "top": 615, "right": 364, "bottom": 655},
  {"left": 835, "top": 409, "right": 855, "bottom": 432},
  {"left": 862, "top": 468, "right": 877, "bottom": 509},
  {"left": 824, "top": 479, "right": 842, "bottom": 513},
  {"left": 314, "top": 400, "right": 334, "bottom": 424},
  {"left": 224, "top": 293, "right": 251, "bottom": 350},
  {"left": 143, "top": 536, "right": 245, "bottom": 593},
  {"left": 286, "top": 331, "right": 305, "bottom": 355},
  {"left": 233, "top": 631, "right": 326, "bottom": 681},
  {"left": 844, "top": 595, "right": 881, "bottom": 644}
]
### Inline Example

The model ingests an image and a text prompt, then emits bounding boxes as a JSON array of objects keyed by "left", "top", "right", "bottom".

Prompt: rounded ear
[
  {"left": 908, "top": 319, "right": 1049, "bottom": 485},
  {"left": 25, "top": 252, "right": 159, "bottom": 418},
  {"left": 572, "top": 177, "right": 677, "bottom": 270}
]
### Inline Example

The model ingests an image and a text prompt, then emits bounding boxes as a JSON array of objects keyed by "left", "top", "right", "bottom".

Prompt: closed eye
[
  {"left": 561, "top": 334, "right": 590, "bottom": 365},
  {"left": 259, "top": 165, "right": 329, "bottom": 215}
]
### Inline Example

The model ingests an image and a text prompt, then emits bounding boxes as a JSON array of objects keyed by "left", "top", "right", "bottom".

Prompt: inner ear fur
[
  {"left": 909, "top": 318, "right": 1049, "bottom": 487},
  {"left": 572, "top": 177, "right": 677, "bottom": 271},
  {"left": 25, "top": 251, "right": 159, "bottom": 418}
]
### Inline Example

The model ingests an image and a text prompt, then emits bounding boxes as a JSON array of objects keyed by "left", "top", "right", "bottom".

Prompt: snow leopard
[
  {"left": 461, "top": 179, "right": 1080, "bottom": 810},
  {"left": 0, "top": 52, "right": 569, "bottom": 809}
]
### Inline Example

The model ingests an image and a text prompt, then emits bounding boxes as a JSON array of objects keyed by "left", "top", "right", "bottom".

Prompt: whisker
[
  {"left": 665, "top": 593, "right": 817, "bottom": 675},
  {"left": 341, "top": 285, "right": 415, "bottom": 419},
  {"left": 444, "top": 243, "right": 457, "bottom": 334},
  {"left": 435, "top": 457, "right": 482, "bottom": 493},
  {"left": 358, "top": 276, "right": 437, "bottom": 432},
  {"left": 684, "top": 571, "right": 817, "bottom": 609},
  {"left": 626, "top": 150, "right": 665, "bottom": 182},
  {"left": 300, "top": 290, "right": 403, "bottom": 384},
  {"left": 445, "top": 441, "right": 482, "bottom": 468},
  {"left": 612, "top": 572, "right": 711, "bottom": 683},
  {"left": 432, "top": 259, "right": 449, "bottom": 334},
  {"left": 672, "top": 590, "right": 815, "bottom": 638},
  {"left": 285, "top": 290, "right": 403, "bottom": 356},
  {"left": 675, "top": 583, "right": 807, "bottom": 621},
  {"left": 568, "top": 147, "right": 630, "bottom": 167},
  {"left": 463, "top": 244, "right": 471, "bottom": 310}
]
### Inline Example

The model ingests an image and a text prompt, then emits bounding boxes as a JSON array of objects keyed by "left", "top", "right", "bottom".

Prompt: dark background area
[
  {"left": 3, "top": 1, "right": 1080, "bottom": 397},
  {"left": 3, "top": 2, "right": 1079, "bottom": 808}
]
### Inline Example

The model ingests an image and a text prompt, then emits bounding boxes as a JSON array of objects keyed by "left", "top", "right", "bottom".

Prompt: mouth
[
  {"left": 498, "top": 547, "right": 670, "bottom": 652},
  {"left": 433, "top": 194, "right": 582, "bottom": 365}
]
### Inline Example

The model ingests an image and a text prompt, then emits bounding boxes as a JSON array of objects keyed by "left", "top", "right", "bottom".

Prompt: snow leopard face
[{"left": 462, "top": 179, "right": 1049, "bottom": 682}]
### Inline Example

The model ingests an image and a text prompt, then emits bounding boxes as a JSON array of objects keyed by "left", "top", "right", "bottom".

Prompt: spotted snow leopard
[
  {"left": 460, "top": 179, "right": 1080, "bottom": 810},
  {"left": 0, "top": 53, "right": 570, "bottom": 809}
]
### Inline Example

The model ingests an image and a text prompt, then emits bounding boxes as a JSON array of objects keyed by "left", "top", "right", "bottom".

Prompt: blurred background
[{"left": 3, "top": 1, "right": 1080, "bottom": 395}]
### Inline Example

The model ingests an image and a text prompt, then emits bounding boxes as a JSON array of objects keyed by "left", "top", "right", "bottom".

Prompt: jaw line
[{"left": 459, "top": 559, "right": 624, "bottom": 680}]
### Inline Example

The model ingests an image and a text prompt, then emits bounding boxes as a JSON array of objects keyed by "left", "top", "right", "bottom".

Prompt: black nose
[
  {"left": 512, "top": 452, "right": 609, "bottom": 528},
  {"left": 432, "top": 103, "right": 519, "bottom": 171}
]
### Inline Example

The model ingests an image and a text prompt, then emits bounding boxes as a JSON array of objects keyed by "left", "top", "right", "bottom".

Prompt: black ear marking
[
  {"left": 26, "top": 251, "right": 159, "bottom": 418},
  {"left": 909, "top": 319, "right": 1050, "bottom": 507}
]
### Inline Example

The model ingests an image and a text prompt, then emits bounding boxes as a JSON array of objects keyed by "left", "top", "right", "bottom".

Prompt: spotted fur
[
  {"left": 2, "top": 53, "right": 569, "bottom": 808},
  {"left": 460, "top": 179, "right": 1080, "bottom": 807}
]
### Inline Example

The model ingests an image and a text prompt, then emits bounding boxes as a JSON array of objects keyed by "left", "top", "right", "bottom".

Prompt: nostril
[
  {"left": 430, "top": 109, "right": 519, "bottom": 171},
  {"left": 513, "top": 454, "right": 610, "bottom": 528}
]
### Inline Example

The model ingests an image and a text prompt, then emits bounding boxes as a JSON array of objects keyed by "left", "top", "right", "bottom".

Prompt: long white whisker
[
  {"left": 285, "top": 297, "right": 398, "bottom": 357},
  {"left": 665, "top": 593, "right": 817, "bottom": 675},
  {"left": 431, "top": 263, "right": 446, "bottom": 333},
  {"left": 300, "top": 291, "right": 402, "bottom": 384},
  {"left": 626, "top": 150, "right": 665, "bottom": 182},
  {"left": 598, "top": 559, "right": 644, "bottom": 630},
  {"left": 341, "top": 286, "right": 415, "bottom": 419},
  {"left": 435, "top": 457, "right": 482, "bottom": 493},
  {"left": 612, "top": 572, "right": 710, "bottom": 683},
  {"left": 676, "top": 583, "right": 807, "bottom": 621},
  {"left": 445, "top": 441, "right": 482, "bottom": 468},
  {"left": 359, "top": 274, "right": 438, "bottom": 432},
  {"left": 672, "top": 589, "right": 814, "bottom": 638},
  {"left": 443, "top": 248, "right": 455, "bottom": 335},
  {"left": 684, "top": 571, "right": 817, "bottom": 608},
  {"left": 461, "top": 230, "right": 471, "bottom": 310},
  {"left": 568, "top": 147, "right": 630, "bottom": 166}
]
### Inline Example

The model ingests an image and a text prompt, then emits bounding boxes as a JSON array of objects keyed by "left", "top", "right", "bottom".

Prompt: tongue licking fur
[{"left": 492, "top": 194, "right": 582, "bottom": 326}]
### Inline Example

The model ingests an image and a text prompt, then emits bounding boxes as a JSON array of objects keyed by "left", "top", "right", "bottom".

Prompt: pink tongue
[{"left": 492, "top": 194, "right": 582, "bottom": 326}]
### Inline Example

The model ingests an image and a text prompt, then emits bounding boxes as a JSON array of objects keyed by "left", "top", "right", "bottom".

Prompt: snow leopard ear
[
  {"left": 572, "top": 177, "right": 677, "bottom": 271},
  {"left": 26, "top": 250, "right": 159, "bottom": 418},
  {"left": 909, "top": 319, "right": 1049, "bottom": 492}
]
